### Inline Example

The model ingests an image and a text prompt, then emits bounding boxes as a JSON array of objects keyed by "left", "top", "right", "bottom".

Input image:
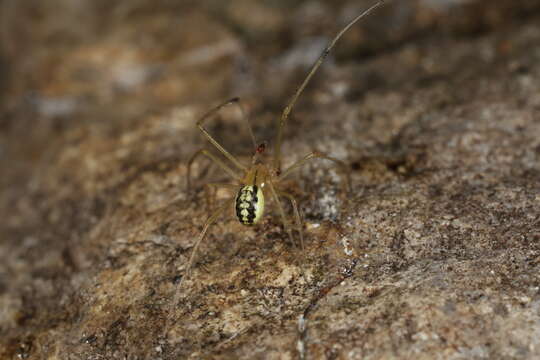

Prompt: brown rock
[{"left": 1, "top": 1, "right": 539, "bottom": 359}]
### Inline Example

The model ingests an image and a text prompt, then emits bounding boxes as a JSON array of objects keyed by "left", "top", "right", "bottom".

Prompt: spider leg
[
  {"left": 231, "top": 97, "right": 258, "bottom": 150},
  {"left": 278, "top": 150, "right": 351, "bottom": 192},
  {"left": 177, "top": 198, "right": 234, "bottom": 290},
  {"left": 267, "top": 180, "right": 296, "bottom": 249},
  {"left": 167, "top": 198, "right": 233, "bottom": 334},
  {"left": 276, "top": 190, "right": 304, "bottom": 252},
  {"left": 204, "top": 183, "right": 237, "bottom": 210},
  {"left": 196, "top": 98, "right": 252, "bottom": 172},
  {"left": 274, "top": 187, "right": 309, "bottom": 283},
  {"left": 187, "top": 149, "right": 241, "bottom": 191},
  {"left": 273, "top": 1, "right": 386, "bottom": 171}
]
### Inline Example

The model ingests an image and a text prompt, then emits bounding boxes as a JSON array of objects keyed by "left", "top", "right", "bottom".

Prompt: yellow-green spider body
[{"left": 235, "top": 185, "right": 265, "bottom": 225}]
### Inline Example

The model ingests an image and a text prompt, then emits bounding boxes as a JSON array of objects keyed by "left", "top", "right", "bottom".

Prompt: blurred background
[
  {"left": 1, "top": 0, "right": 539, "bottom": 359},
  {"left": 1, "top": 0, "right": 539, "bottom": 165},
  {"left": 1, "top": 0, "right": 538, "bottom": 202}
]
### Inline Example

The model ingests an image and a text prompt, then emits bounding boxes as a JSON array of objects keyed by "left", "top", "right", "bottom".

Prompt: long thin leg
[
  {"left": 273, "top": 1, "right": 385, "bottom": 171},
  {"left": 275, "top": 188, "right": 308, "bottom": 283},
  {"left": 167, "top": 198, "right": 233, "bottom": 334},
  {"left": 276, "top": 190, "right": 304, "bottom": 252},
  {"left": 233, "top": 98, "right": 258, "bottom": 150},
  {"left": 204, "top": 183, "right": 237, "bottom": 210},
  {"left": 197, "top": 97, "right": 254, "bottom": 171},
  {"left": 267, "top": 180, "right": 296, "bottom": 249},
  {"left": 279, "top": 150, "right": 351, "bottom": 192},
  {"left": 187, "top": 149, "right": 241, "bottom": 191},
  {"left": 177, "top": 198, "right": 234, "bottom": 289}
]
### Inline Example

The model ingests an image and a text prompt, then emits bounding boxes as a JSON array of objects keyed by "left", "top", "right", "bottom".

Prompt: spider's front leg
[
  {"left": 187, "top": 97, "right": 256, "bottom": 191},
  {"left": 279, "top": 150, "right": 351, "bottom": 193},
  {"left": 196, "top": 99, "right": 249, "bottom": 171},
  {"left": 186, "top": 149, "right": 241, "bottom": 191}
]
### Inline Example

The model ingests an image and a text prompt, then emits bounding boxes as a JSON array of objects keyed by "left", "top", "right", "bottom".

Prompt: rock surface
[{"left": 0, "top": 0, "right": 539, "bottom": 359}]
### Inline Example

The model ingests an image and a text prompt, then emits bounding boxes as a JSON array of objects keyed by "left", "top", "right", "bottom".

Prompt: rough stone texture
[{"left": 1, "top": 0, "right": 539, "bottom": 359}]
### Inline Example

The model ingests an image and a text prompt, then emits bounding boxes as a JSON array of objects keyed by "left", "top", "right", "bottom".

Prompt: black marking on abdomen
[{"left": 235, "top": 185, "right": 258, "bottom": 225}]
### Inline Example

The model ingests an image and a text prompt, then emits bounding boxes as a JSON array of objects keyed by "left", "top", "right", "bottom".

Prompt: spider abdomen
[{"left": 235, "top": 185, "right": 264, "bottom": 225}]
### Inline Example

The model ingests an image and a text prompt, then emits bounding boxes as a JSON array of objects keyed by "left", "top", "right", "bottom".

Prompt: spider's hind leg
[
  {"left": 167, "top": 197, "right": 233, "bottom": 335},
  {"left": 176, "top": 198, "right": 234, "bottom": 290},
  {"left": 203, "top": 183, "right": 237, "bottom": 211}
]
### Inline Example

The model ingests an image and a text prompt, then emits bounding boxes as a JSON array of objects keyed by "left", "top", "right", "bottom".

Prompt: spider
[{"left": 181, "top": 1, "right": 384, "bottom": 285}]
